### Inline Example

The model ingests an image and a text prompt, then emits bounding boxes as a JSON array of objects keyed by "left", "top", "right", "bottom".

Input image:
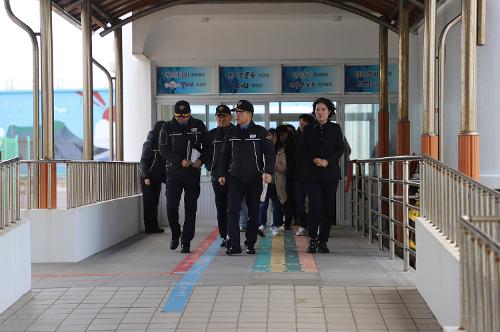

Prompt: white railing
[
  {"left": 459, "top": 216, "right": 500, "bottom": 332},
  {"left": 421, "top": 157, "right": 500, "bottom": 245},
  {"left": 0, "top": 157, "right": 20, "bottom": 229},
  {"left": 20, "top": 160, "right": 140, "bottom": 209},
  {"left": 351, "top": 156, "right": 421, "bottom": 271}
]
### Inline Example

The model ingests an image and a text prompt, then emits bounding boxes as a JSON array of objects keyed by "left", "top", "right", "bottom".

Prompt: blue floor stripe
[{"left": 162, "top": 238, "right": 220, "bottom": 312}]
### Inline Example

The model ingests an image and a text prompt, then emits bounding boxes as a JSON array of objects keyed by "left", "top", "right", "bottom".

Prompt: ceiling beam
[{"left": 98, "top": 0, "right": 398, "bottom": 37}]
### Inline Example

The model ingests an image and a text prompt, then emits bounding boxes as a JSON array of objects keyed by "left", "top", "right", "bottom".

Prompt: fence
[
  {"left": 0, "top": 157, "right": 20, "bottom": 229},
  {"left": 20, "top": 160, "right": 140, "bottom": 209}
]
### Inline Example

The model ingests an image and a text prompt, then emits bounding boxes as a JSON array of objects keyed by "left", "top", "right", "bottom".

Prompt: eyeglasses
[{"left": 174, "top": 113, "right": 190, "bottom": 118}]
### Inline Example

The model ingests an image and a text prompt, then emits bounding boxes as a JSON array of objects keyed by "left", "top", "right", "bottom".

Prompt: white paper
[
  {"left": 260, "top": 181, "right": 268, "bottom": 202},
  {"left": 190, "top": 148, "right": 201, "bottom": 163}
]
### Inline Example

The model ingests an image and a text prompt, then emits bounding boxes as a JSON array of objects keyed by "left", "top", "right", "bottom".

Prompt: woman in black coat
[
  {"left": 139, "top": 121, "right": 167, "bottom": 233},
  {"left": 299, "top": 98, "right": 344, "bottom": 253}
]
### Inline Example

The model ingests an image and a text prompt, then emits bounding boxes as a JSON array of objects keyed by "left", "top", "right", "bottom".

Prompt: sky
[{"left": 0, "top": 0, "right": 115, "bottom": 91}]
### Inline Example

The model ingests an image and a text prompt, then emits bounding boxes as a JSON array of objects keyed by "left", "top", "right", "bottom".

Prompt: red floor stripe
[{"left": 170, "top": 228, "right": 220, "bottom": 275}]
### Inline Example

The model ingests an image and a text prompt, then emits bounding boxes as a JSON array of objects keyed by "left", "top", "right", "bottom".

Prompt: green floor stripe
[
  {"left": 253, "top": 230, "right": 272, "bottom": 272},
  {"left": 284, "top": 230, "right": 302, "bottom": 272}
]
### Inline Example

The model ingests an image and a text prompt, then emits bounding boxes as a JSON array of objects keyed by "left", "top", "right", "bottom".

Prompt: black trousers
[
  {"left": 284, "top": 179, "right": 295, "bottom": 226},
  {"left": 141, "top": 177, "right": 163, "bottom": 231},
  {"left": 211, "top": 180, "right": 228, "bottom": 239},
  {"left": 305, "top": 180, "right": 339, "bottom": 242},
  {"left": 166, "top": 176, "right": 200, "bottom": 245},
  {"left": 227, "top": 176, "right": 262, "bottom": 248}
]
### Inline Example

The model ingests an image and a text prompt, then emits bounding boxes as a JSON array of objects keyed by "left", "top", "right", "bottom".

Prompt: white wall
[
  {"left": 123, "top": 24, "right": 153, "bottom": 162},
  {"left": 409, "top": 0, "right": 500, "bottom": 188},
  {"left": 0, "top": 221, "right": 31, "bottom": 313},
  {"left": 24, "top": 195, "right": 142, "bottom": 263},
  {"left": 416, "top": 218, "right": 460, "bottom": 330}
]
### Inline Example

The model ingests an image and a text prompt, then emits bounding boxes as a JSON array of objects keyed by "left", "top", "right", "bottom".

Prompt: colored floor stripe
[
  {"left": 295, "top": 235, "right": 319, "bottom": 272},
  {"left": 284, "top": 230, "right": 302, "bottom": 272},
  {"left": 253, "top": 230, "right": 272, "bottom": 272},
  {"left": 163, "top": 236, "right": 220, "bottom": 312},
  {"left": 270, "top": 231, "right": 285, "bottom": 272},
  {"left": 171, "top": 228, "right": 220, "bottom": 275}
]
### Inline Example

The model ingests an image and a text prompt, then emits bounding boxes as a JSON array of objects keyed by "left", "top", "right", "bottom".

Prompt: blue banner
[
  {"left": 157, "top": 67, "right": 213, "bottom": 94},
  {"left": 344, "top": 64, "right": 398, "bottom": 93},
  {"left": 281, "top": 66, "right": 341, "bottom": 93},
  {"left": 219, "top": 66, "right": 275, "bottom": 94}
]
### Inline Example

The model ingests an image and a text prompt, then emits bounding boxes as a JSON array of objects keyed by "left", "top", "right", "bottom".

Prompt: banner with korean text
[
  {"left": 281, "top": 65, "right": 342, "bottom": 93},
  {"left": 219, "top": 66, "right": 275, "bottom": 94},
  {"left": 157, "top": 67, "right": 214, "bottom": 94}
]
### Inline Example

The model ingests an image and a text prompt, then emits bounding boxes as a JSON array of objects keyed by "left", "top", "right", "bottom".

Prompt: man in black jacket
[
  {"left": 159, "top": 100, "right": 209, "bottom": 253},
  {"left": 217, "top": 100, "right": 275, "bottom": 255},
  {"left": 139, "top": 121, "right": 166, "bottom": 234},
  {"left": 206, "top": 105, "right": 234, "bottom": 248},
  {"left": 287, "top": 113, "right": 315, "bottom": 236}
]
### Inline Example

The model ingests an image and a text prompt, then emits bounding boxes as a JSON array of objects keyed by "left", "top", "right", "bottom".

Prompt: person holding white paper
[{"left": 159, "top": 100, "right": 209, "bottom": 254}]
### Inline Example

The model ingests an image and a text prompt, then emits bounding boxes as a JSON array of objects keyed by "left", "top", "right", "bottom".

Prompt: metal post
[
  {"left": 82, "top": 0, "right": 94, "bottom": 160},
  {"left": 114, "top": 28, "right": 124, "bottom": 161},
  {"left": 403, "top": 161, "right": 410, "bottom": 271},
  {"left": 422, "top": 0, "right": 438, "bottom": 158},
  {"left": 40, "top": 0, "right": 54, "bottom": 160},
  {"left": 459, "top": 0, "right": 480, "bottom": 179},
  {"left": 368, "top": 163, "right": 373, "bottom": 243},
  {"left": 477, "top": 0, "right": 486, "bottom": 46},
  {"left": 389, "top": 161, "right": 395, "bottom": 259},
  {"left": 377, "top": 162, "right": 383, "bottom": 251},
  {"left": 438, "top": 14, "right": 462, "bottom": 162},
  {"left": 92, "top": 59, "right": 114, "bottom": 160},
  {"left": 4, "top": 0, "right": 39, "bottom": 162}
]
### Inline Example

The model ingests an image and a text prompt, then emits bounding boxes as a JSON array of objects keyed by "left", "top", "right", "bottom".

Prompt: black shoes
[
  {"left": 220, "top": 238, "right": 228, "bottom": 248},
  {"left": 181, "top": 243, "right": 190, "bottom": 253},
  {"left": 318, "top": 242, "right": 330, "bottom": 253},
  {"left": 226, "top": 246, "right": 242, "bottom": 255},
  {"left": 307, "top": 239, "right": 318, "bottom": 253},
  {"left": 246, "top": 246, "right": 256, "bottom": 255},
  {"left": 170, "top": 237, "right": 180, "bottom": 250}
]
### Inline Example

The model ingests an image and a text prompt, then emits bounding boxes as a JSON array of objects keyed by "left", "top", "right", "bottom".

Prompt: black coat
[
  {"left": 206, "top": 124, "right": 235, "bottom": 174},
  {"left": 159, "top": 116, "right": 209, "bottom": 179},
  {"left": 299, "top": 121, "right": 344, "bottom": 182},
  {"left": 139, "top": 131, "right": 166, "bottom": 182},
  {"left": 216, "top": 121, "right": 276, "bottom": 180}
]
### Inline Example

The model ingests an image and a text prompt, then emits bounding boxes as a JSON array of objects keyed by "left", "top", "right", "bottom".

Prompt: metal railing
[
  {"left": 0, "top": 157, "right": 20, "bottom": 229},
  {"left": 20, "top": 160, "right": 140, "bottom": 209},
  {"left": 459, "top": 216, "right": 500, "bottom": 332},
  {"left": 421, "top": 157, "right": 500, "bottom": 244},
  {"left": 352, "top": 155, "right": 421, "bottom": 271}
]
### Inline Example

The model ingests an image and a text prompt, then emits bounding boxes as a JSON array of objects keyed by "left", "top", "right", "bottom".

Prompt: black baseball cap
[
  {"left": 174, "top": 100, "right": 191, "bottom": 116},
  {"left": 215, "top": 104, "right": 231, "bottom": 116},
  {"left": 232, "top": 100, "right": 254, "bottom": 114}
]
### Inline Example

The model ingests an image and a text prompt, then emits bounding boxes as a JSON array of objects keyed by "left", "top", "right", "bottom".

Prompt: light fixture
[{"left": 201, "top": 17, "right": 210, "bottom": 23}]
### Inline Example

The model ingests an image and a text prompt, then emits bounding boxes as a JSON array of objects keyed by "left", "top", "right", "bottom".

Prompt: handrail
[
  {"left": 20, "top": 160, "right": 140, "bottom": 209},
  {"left": 459, "top": 216, "right": 500, "bottom": 332},
  {"left": 0, "top": 157, "right": 20, "bottom": 230},
  {"left": 421, "top": 157, "right": 500, "bottom": 244},
  {"left": 352, "top": 156, "right": 419, "bottom": 271}
]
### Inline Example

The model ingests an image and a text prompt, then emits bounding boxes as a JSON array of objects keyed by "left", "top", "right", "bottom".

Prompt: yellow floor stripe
[{"left": 270, "top": 233, "right": 286, "bottom": 272}]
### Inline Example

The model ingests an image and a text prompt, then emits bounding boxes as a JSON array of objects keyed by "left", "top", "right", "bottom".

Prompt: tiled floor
[
  {"left": 0, "top": 286, "right": 440, "bottom": 332},
  {"left": 1, "top": 222, "right": 441, "bottom": 331}
]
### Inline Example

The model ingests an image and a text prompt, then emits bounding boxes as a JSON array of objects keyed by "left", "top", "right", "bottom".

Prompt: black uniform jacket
[
  {"left": 216, "top": 121, "right": 276, "bottom": 181},
  {"left": 139, "top": 131, "right": 166, "bottom": 182},
  {"left": 159, "top": 116, "right": 209, "bottom": 179},
  {"left": 206, "top": 124, "right": 235, "bottom": 175},
  {"left": 299, "top": 121, "right": 344, "bottom": 182}
]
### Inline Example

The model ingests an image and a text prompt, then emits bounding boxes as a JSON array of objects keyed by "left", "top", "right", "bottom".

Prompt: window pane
[
  {"left": 270, "top": 102, "right": 279, "bottom": 114},
  {"left": 281, "top": 101, "right": 313, "bottom": 114}
]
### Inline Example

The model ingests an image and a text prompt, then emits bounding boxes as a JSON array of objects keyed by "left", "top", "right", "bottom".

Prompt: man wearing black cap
[
  {"left": 159, "top": 100, "right": 209, "bottom": 253},
  {"left": 216, "top": 100, "right": 275, "bottom": 255},
  {"left": 206, "top": 105, "right": 234, "bottom": 247}
]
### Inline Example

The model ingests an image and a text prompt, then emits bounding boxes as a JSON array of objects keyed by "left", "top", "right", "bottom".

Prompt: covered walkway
[{"left": 0, "top": 222, "right": 440, "bottom": 332}]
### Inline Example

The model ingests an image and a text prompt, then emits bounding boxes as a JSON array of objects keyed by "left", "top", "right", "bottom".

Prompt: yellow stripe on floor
[{"left": 270, "top": 233, "right": 286, "bottom": 272}]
